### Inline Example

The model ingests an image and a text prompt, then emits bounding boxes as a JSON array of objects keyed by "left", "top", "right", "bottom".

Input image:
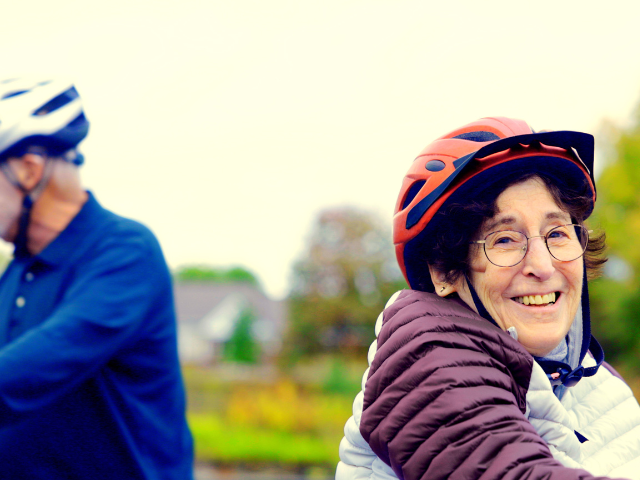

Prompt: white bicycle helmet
[{"left": 0, "top": 77, "right": 89, "bottom": 165}]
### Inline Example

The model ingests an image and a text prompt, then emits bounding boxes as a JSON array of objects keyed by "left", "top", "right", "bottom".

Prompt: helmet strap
[
  {"left": 13, "top": 196, "right": 33, "bottom": 258},
  {"left": 464, "top": 274, "right": 499, "bottom": 329},
  {"left": 465, "top": 267, "right": 604, "bottom": 388},
  {"left": 0, "top": 157, "right": 55, "bottom": 257}
]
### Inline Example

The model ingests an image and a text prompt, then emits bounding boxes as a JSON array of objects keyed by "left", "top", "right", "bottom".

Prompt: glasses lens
[
  {"left": 546, "top": 224, "right": 588, "bottom": 261},
  {"left": 484, "top": 231, "right": 527, "bottom": 267}
]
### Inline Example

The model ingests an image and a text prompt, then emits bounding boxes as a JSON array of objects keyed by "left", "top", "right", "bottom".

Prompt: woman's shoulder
[
  {"left": 363, "top": 290, "right": 535, "bottom": 428},
  {"left": 381, "top": 289, "right": 478, "bottom": 324},
  {"left": 381, "top": 289, "right": 508, "bottom": 337},
  {"left": 359, "top": 291, "right": 550, "bottom": 479},
  {"left": 375, "top": 289, "right": 533, "bottom": 375}
]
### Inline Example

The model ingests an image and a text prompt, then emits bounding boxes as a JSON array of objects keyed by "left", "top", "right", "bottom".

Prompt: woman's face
[{"left": 452, "top": 177, "right": 583, "bottom": 356}]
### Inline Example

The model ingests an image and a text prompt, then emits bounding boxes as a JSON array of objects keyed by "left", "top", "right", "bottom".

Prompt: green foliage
[
  {"left": 590, "top": 107, "right": 640, "bottom": 373},
  {"left": 593, "top": 114, "right": 640, "bottom": 267},
  {"left": 321, "top": 358, "right": 361, "bottom": 396},
  {"left": 223, "top": 307, "right": 261, "bottom": 364},
  {"left": 189, "top": 412, "right": 339, "bottom": 467},
  {"left": 285, "top": 207, "right": 407, "bottom": 362},
  {"left": 0, "top": 252, "right": 10, "bottom": 275},
  {"left": 174, "top": 265, "right": 260, "bottom": 287},
  {"left": 183, "top": 366, "right": 355, "bottom": 469}
]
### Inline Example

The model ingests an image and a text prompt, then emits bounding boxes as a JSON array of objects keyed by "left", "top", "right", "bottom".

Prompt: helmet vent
[
  {"left": 32, "top": 86, "right": 79, "bottom": 116},
  {"left": 67, "top": 112, "right": 87, "bottom": 128},
  {"left": 2, "top": 90, "right": 30, "bottom": 100},
  {"left": 425, "top": 160, "right": 446, "bottom": 172},
  {"left": 451, "top": 131, "right": 500, "bottom": 142},
  {"left": 402, "top": 180, "right": 426, "bottom": 209}
]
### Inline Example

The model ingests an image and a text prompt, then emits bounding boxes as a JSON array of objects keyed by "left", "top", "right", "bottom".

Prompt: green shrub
[
  {"left": 223, "top": 307, "right": 260, "bottom": 364},
  {"left": 183, "top": 364, "right": 358, "bottom": 467},
  {"left": 189, "top": 412, "right": 339, "bottom": 466}
]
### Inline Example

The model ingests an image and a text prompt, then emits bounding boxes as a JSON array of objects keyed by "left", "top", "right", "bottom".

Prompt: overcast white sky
[{"left": 2, "top": 1, "right": 640, "bottom": 298}]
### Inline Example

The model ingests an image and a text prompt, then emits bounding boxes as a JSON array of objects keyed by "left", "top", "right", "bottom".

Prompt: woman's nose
[{"left": 521, "top": 236, "right": 555, "bottom": 280}]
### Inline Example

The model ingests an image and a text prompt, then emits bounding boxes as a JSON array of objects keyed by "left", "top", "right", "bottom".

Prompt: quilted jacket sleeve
[
  {"left": 337, "top": 293, "right": 403, "bottom": 480},
  {"left": 359, "top": 290, "right": 625, "bottom": 480}
]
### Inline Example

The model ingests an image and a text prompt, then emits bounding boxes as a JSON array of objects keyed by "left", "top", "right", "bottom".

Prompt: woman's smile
[
  {"left": 511, "top": 292, "right": 558, "bottom": 306},
  {"left": 508, "top": 292, "right": 564, "bottom": 324}
]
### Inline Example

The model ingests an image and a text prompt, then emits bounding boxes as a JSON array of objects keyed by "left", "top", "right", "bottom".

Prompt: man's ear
[
  {"left": 8, "top": 153, "right": 46, "bottom": 191},
  {"left": 428, "top": 264, "right": 459, "bottom": 297}
]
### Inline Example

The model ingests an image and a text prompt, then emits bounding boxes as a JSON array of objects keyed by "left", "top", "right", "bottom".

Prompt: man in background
[{"left": 0, "top": 78, "right": 193, "bottom": 479}]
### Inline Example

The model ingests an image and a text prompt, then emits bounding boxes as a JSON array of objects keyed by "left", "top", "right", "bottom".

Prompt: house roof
[{"left": 173, "top": 282, "right": 287, "bottom": 331}]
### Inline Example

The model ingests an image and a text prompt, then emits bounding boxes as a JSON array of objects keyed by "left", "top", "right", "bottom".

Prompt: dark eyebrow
[
  {"left": 545, "top": 211, "right": 570, "bottom": 222},
  {"left": 482, "top": 211, "right": 570, "bottom": 235},
  {"left": 482, "top": 216, "right": 516, "bottom": 234}
]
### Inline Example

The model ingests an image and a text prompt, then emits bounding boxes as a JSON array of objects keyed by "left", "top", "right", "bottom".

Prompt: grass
[
  {"left": 184, "top": 357, "right": 366, "bottom": 469},
  {"left": 189, "top": 412, "right": 339, "bottom": 466}
]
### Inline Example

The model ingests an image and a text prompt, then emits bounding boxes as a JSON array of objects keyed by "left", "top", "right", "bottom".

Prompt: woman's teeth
[{"left": 513, "top": 292, "right": 557, "bottom": 306}]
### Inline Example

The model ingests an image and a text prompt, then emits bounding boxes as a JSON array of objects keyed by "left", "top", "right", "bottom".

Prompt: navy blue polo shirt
[{"left": 0, "top": 193, "right": 193, "bottom": 479}]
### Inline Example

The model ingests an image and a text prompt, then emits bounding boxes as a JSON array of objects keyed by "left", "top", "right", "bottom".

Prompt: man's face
[{"left": 0, "top": 161, "right": 24, "bottom": 242}]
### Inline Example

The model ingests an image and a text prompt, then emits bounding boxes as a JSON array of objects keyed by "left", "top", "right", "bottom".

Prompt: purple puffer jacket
[{"left": 359, "top": 290, "right": 622, "bottom": 480}]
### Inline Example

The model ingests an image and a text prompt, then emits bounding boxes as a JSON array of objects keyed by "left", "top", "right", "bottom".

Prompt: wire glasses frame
[{"left": 470, "top": 224, "right": 591, "bottom": 267}]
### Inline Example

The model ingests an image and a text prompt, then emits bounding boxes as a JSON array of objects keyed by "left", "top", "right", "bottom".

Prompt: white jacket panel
[
  {"left": 526, "top": 353, "right": 640, "bottom": 478},
  {"left": 336, "top": 293, "right": 401, "bottom": 480}
]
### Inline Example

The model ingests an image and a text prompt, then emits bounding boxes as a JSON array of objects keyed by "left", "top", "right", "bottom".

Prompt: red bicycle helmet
[{"left": 394, "top": 116, "right": 596, "bottom": 290}]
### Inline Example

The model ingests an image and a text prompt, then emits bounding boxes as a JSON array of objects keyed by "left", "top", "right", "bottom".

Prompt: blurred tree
[
  {"left": 224, "top": 306, "right": 261, "bottom": 364},
  {"left": 285, "top": 207, "right": 407, "bottom": 361},
  {"left": 0, "top": 251, "right": 11, "bottom": 275},
  {"left": 174, "top": 265, "right": 261, "bottom": 288},
  {"left": 590, "top": 106, "right": 640, "bottom": 372}
]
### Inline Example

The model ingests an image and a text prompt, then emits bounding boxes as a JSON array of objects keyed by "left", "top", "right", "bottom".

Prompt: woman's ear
[{"left": 428, "top": 265, "right": 458, "bottom": 297}]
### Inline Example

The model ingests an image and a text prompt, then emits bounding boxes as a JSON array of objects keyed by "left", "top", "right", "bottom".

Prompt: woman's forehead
[
  {"left": 479, "top": 179, "right": 572, "bottom": 232},
  {"left": 482, "top": 210, "right": 571, "bottom": 234}
]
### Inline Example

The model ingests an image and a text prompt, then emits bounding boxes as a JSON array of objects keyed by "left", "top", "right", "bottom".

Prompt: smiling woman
[
  {"left": 337, "top": 117, "right": 640, "bottom": 480},
  {"left": 452, "top": 178, "right": 586, "bottom": 357}
]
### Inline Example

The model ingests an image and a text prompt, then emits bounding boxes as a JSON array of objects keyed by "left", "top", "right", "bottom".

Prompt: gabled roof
[{"left": 173, "top": 282, "right": 287, "bottom": 331}]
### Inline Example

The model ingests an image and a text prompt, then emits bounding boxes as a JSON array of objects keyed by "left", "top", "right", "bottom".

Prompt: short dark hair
[{"left": 410, "top": 172, "right": 606, "bottom": 291}]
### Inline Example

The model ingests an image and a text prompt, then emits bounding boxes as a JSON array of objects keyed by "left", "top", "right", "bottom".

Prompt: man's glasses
[{"left": 470, "top": 224, "right": 590, "bottom": 267}]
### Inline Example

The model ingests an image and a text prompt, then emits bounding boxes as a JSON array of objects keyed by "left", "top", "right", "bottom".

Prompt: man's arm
[{"left": 0, "top": 232, "right": 170, "bottom": 423}]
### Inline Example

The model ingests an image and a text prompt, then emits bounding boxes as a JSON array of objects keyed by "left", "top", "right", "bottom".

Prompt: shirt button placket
[{"left": 16, "top": 272, "right": 34, "bottom": 310}]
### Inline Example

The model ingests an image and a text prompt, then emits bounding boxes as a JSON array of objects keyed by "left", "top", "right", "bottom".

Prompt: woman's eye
[
  {"left": 495, "top": 236, "right": 513, "bottom": 244},
  {"left": 489, "top": 232, "right": 522, "bottom": 248}
]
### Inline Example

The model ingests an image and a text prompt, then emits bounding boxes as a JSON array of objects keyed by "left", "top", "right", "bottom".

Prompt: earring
[{"left": 440, "top": 286, "right": 446, "bottom": 293}]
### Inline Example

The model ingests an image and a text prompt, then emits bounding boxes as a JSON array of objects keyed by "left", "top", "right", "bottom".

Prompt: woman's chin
[{"left": 501, "top": 300, "right": 573, "bottom": 357}]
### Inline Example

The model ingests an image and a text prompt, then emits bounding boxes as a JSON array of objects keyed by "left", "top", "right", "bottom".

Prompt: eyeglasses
[
  {"left": 1, "top": 145, "right": 48, "bottom": 163},
  {"left": 470, "top": 224, "right": 590, "bottom": 267}
]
